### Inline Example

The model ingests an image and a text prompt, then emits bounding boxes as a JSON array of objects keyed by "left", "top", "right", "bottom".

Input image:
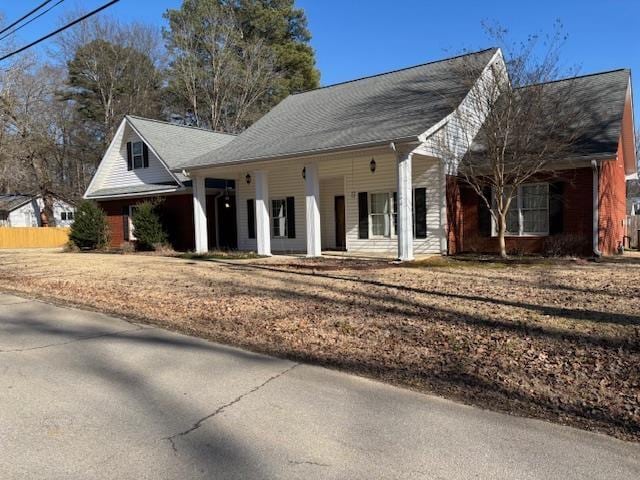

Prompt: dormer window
[
  {"left": 132, "top": 141, "right": 144, "bottom": 169},
  {"left": 126, "top": 140, "right": 149, "bottom": 170}
]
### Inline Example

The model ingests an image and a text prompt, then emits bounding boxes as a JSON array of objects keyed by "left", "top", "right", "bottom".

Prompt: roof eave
[
  {"left": 181, "top": 135, "right": 421, "bottom": 172},
  {"left": 85, "top": 187, "right": 184, "bottom": 200}
]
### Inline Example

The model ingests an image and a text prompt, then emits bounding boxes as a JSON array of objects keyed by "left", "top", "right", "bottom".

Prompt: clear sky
[{"left": 1, "top": 0, "right": 638, "bottom": 117}]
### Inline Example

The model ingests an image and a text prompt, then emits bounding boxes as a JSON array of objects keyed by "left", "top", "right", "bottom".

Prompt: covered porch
[{"left": 189, "top": 145, "right": 447, "bottom": 260}]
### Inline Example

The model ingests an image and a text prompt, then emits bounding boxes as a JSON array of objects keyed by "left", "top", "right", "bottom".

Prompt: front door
[{"left": 334, "top": 195, "right": 346, "bottom": 250}]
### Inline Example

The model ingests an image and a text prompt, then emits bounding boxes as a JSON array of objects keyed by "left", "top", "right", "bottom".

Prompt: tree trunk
[
  {"left": 41, "top": 192, "right": 55, "bottom": 228},
  {"left": 497, "top": 212, "right": 507, "bottom": 258}
]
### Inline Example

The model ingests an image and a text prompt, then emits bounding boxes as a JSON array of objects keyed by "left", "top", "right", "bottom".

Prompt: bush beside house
[
  {"left": 131, "top": 200, "right": 167, "bottom": 251},
  {"left": 69, "top": 201, "right": 110, "bottom": 250}
]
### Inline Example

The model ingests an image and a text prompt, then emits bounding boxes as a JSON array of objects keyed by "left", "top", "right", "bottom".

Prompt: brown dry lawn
[{"left": 1, "top": 249, "right": 639, "bottom": 441}]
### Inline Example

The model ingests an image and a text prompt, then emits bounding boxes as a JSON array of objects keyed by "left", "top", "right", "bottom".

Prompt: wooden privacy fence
[{"left": 0, "top": 227, "right": 70, "bottom": 249}]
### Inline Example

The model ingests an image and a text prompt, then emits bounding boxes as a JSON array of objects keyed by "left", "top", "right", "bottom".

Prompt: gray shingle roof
[
  {"left": 0, "top": 194, "right": 36, "bottom": 212},
  {"left": 469, "top": 69, "right": 631, "bottom": 160},
  {"left": 126, "top": 116, "right": 236, "bottom": 171},
  {"left": 181, "top": 48, "right": 498, "bottom": 169},
  {"left": 86, "top": 183, "right": 183, "bottom": 199}
]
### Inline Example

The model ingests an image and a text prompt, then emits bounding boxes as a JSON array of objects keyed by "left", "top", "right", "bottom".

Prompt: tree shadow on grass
[{"left": 207, "top": 259, "right": 640, "bottom": 329}]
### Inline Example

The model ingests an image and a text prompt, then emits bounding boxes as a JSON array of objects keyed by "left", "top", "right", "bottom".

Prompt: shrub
[
  {"left": 543, "top": 234, "right": 590, "bottom": 257},
  {"left": 69, "top": 201, "right": 110, "bottom": 250},
  {"left": 131, "top": 200, "right": 167, "bottom": 251}
]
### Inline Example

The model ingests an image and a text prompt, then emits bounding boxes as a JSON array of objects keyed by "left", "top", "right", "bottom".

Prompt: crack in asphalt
[
  {"left": 288, "top": 460, "right": 331, "bottom": 467},
  {"left": 0, "top": 326, "right": 153, "bottom": 353},
  {"left": 165, "top": 363, "right": 300, "bottom": 453}
]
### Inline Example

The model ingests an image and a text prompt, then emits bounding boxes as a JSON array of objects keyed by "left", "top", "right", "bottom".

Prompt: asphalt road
[{"left": 1, "top": 292, "right": 639, "bottom": 479}]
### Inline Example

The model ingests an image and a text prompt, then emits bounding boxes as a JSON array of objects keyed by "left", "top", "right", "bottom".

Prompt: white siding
[
  {"left": 236, "top": 161, "right": 307, "bottom": 252},
  {"left": 231, "top": 147, "right": 444, "bottom": 255},
  {"left": 93, "top": 124, "right": 176, "bottom": 191},
  {"left": 320, "top": 177, "right": 344, "bottom": 249},
  {"left": 7, "top": 197, "right": 75, "bottom": 227}
]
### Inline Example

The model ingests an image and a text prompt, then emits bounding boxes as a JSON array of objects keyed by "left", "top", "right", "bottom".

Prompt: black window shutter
[
  {"left": 414, "top": 187, "right": 427, "bottom": 239},
  {"left": 478, "top": 186, "right": 492, "bottom": 237},
  {"left": 549, "top": 182, "right": 564, "bottom": 235},
  {"left": 358, "top": 192, "right": 369, "bottom": 239},
  {"left": 247, "top": 199, "right": 256, "bottom": 239},
  {"left": 126, "top": 142, "right": 133, "bottom": 171},
  {"left": 393, "top": 192, "right": 398, "bottom": 235},
  {"left": 121, "top": 206, "right": 129, "bottom": 241},
  {"left": 286, "top": 196, "right": 295, "bottom": 238},
  {"left": 142, "top": 143, "right": 149, "bottom": 168}
]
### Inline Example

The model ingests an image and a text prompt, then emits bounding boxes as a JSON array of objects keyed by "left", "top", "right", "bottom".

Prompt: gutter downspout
[{"left": 591, "top": 160, "right": 602, "bottom": 257}]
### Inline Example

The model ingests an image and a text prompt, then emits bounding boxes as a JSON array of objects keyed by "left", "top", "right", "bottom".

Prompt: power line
[
  {"left": 0, "top": 0, "right": 65, "bottom": 43},
  {"left": 0, "top": 1, "right": 54, "bottom": 37},
  {"left": 0, "top": 0, "right": 120, "bottom": 62}
]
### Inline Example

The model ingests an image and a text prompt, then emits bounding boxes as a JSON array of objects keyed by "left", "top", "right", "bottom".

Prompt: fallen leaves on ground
[{"left": 1, "top": 250, "right": 639, "bottom": 441}]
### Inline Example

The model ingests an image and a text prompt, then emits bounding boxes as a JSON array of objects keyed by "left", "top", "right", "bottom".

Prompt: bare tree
[
  {"left": 436, "top": 24, "right": 586, "bottom": 257},
  {"left": 55, "top": 13, "right": 164, "bottom": 145},
  {"left": 164, "top": 0, "right": 280, "bottom": 132}
]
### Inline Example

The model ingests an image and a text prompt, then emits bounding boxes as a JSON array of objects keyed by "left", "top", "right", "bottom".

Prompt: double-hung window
[
  {"left": 495, "top": 183, "right": 549, "bottom": 236},
  {"left": 132, "top": 141, "right": 144, "bottom": 169},
  {"left": 370, "top": 192, "right": 396, "bottom": 237},
  {"left": 60, "top": 211, "right": 74, "bottom": 221},
  {"left": 271, "top": 199, "right": 287, "bottom": 238}
]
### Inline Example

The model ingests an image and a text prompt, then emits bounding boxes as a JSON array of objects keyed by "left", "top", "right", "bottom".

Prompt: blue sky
[{"left": 2, "top": 0, "right": 638, "bottom": 117}]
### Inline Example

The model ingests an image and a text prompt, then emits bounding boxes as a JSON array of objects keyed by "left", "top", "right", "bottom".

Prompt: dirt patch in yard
[{"left": 1, "top": 250, "right": 639, "bottom": 441}]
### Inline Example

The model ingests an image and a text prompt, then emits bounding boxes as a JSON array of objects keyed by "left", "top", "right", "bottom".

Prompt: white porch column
[
  {"left": 305, "top": 163, "right": 322, "bottom": 257},
  {"left": 397, "top": 151, "right": 414, "bottom": 261},
  {"left": 439, "top": 159, "right": 448, "bottom": 255},
  {"left": 254, "top": 170, "right": 272, "bottom": 256},
  {"left": 192, "top": 175, "right": 208, "bottom": 254}
]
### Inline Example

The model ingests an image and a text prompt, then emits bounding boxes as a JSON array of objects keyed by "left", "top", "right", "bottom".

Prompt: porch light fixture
[
  {"left": 370, "top": 158, "right": 376, "bottom": 173},
  {"left": 245, "top": 173, "right": 251, "bottom": 184},
  {"left": 302, "top": 167, "right": 306, "bottom": 179}
]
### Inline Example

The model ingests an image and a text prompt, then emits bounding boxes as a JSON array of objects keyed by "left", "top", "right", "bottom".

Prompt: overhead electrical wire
[
  {"left": 0, "top": 0, "right": 65, "bottom": 43},
  {"left": 0, "top": 0, "right": 54, "bottom": 37},
  {"left": 0, "top": 0, "right": 120, "bottom": 62}
]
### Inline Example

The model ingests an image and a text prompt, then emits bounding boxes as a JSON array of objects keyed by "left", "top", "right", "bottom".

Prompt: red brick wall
[
  {"left": 449, "top": 168, "right": 595, "bottom": 255},
  {"left": 97, "top": 194, "right": 198, "bottom": 251},
  {"left": 598, "top": 139, "right": 627, "bottom": 255}
]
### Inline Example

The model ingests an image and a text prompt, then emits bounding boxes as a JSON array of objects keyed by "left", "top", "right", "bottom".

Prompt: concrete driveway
[{"left": 0, "top": 293, "right": 638, "bottom": 479}]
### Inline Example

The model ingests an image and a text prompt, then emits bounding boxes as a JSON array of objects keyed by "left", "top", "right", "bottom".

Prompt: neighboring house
[
  {"left": 176, "top": 48, "right": 636, "bottom": 258},
  {"left": 0, "top": 194, "right": 75, "bottom": 227},
  {"left": 83, "top": 116, "right": 236, "bottom": 250}
]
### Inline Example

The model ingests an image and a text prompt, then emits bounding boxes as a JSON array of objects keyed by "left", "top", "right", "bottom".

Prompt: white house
[
  {"left": 178, "top": 48, "right": 504, "bottom": 260},
  {"left": 0, "top": 194, "right": 76, "bottom": 227},
  {"left": 83, "top": 47, "right": 636, "bottom": 258}
]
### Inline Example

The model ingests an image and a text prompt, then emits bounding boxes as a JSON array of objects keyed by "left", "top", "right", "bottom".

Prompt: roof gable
[
  {"left": 126, "top": 116, "right": 235, "bottom": 171},
  {"left": 84, "top": 117, "right": 235, "bottom": 199},
  {"left": 181, "top": 48, "right": 499, "bottom": 169}
]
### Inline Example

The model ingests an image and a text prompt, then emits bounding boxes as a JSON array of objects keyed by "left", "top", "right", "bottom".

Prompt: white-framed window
[
  {"left": 271, "top": 199, "right": 287, "bottom": 238},
  {"left": 60, "top": 211, "right": 74, "bottom": 221},
  {"left": 493, "top": 183, "right": 549, "bottom": 236},
  {"left": 132, "top": 141, "right": 144, "bottom": 169},
  {"left": 370, "top": 192, "right": 397, "bottom": 238}
]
